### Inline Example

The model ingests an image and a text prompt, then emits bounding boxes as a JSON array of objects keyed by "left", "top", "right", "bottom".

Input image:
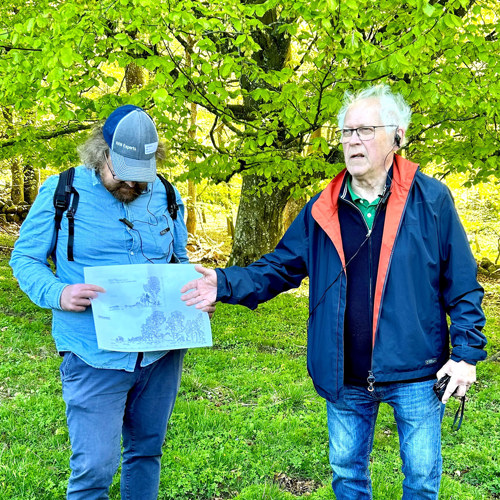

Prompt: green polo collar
[{"left": 347, "top": 177, "right": 380, "bottom": 230}]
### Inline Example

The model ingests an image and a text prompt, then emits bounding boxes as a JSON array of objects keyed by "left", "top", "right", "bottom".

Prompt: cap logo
[
  {"left": 144, "top": 142, "right": 158, "bottom": 155},
  {"left": 115, "top": 141, "right": 137, "bottom": 152}
]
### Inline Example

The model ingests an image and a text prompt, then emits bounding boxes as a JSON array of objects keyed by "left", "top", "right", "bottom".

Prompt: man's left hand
[{"left": 436, "top": 359, "right": 476, "bottom": 404}]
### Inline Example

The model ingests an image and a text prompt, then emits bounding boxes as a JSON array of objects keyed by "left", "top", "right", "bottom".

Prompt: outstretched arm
[{"left": 181, "top": 265, "right": 217, "bottom": 312}]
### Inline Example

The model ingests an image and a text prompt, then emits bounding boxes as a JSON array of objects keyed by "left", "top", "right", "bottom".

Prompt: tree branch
[
  {"left": 0, "top": 123, "right": 94, "bottom": 149},
  {"left": 0, "top": 45, "right": 42, "bottom": 52}
]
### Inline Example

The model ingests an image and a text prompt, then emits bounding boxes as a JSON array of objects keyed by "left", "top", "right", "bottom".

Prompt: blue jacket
[
  {"left": 216, "top": 155, "right": 487, "bottom": 402},
  {"left": 10, "top": 166, "right": 189, "bottom": 372}
]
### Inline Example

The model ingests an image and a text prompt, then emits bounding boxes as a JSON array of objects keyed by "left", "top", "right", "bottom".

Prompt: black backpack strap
[
  {"left": 53, "top": 167, "right": 79, "bottom": 261},
  {"left": 54, "top": 168, "right": 74, "bottom": 230},
  {"left": 157, "top": 174, "right": 180, "bottom": 263},
  {"left": 157, "top": 173, "right": 178, "bottom": 221},
  {"left": 65, "top": 188, "right": 79, "bottom": 261}
]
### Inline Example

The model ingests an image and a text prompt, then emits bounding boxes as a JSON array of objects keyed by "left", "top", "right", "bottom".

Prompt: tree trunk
[
  {"left": 23, "top": 164, "right": 39, "bottom": 204},
  {"left": 226, "top": 215, "right": 235, "bottom": 239},
  {"left": 227, "top": 6, "right": 293, "bottom": 267},
  {"left": 283, "top": 196, "right": 307, "bottom": 233},
  {"left": 186, "top": 179, "right": 197, "bottom": 235},
  {"left": 186, "top": 100, "right": 198, "bottom": 235},
  {"left": 11, "top": 157, "right": 24, "bottom": 204},
  {"left": 227, "top": 174, "right": 291, "bottom": 267}
]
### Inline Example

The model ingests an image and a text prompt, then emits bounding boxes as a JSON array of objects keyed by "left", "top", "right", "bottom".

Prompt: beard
[{"left": 104, "top": 180, "right": 148, "bottom": 203}]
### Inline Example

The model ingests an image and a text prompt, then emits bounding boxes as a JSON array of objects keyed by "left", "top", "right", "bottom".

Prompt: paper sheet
[{"left": 84, "top": 264, "right": 212, "bottom": 352}]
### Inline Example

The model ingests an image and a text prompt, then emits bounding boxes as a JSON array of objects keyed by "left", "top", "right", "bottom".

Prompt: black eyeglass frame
[{"left": 340, "top": 124, "right": 398, "bottom": 142}]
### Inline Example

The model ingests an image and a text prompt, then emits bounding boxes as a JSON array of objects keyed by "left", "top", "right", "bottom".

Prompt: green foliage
[
  {"left": 451, "top": 177, "right": 500, "bottom": 264},
  {"left": 0, "top": 255, "right": 499, "bottom": 499},
  {"left": 1, "top": 0, "right": 499, "bottom": 192},
  {"left": 422, "top": 166, "right": 500, "bottom": 264}
]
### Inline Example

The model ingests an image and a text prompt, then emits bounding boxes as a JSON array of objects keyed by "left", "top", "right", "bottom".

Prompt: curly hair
[{"left": 77, "top": 126, "right": 166, "bottom": 173}]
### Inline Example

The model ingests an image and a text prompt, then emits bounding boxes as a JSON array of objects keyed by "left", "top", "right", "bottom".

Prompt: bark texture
[
  {"left": 227, "top": 174, "right": 291, "bottom": 267},
  {"left": 10, "top": 158, "right": 24, "bottom": 204}
]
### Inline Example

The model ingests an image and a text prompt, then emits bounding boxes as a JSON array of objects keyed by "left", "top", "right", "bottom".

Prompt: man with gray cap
[{"left": 10, "top": 105, "right": 198, "bottom": 499}]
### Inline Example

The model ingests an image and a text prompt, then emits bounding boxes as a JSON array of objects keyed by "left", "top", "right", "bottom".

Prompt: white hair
[{"left": 337, "top": 85, "right": 412, "bottom": 143}]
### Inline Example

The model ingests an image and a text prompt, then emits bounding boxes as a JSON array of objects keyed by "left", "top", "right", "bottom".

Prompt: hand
[
  {"left": 436, "top": 359, "right": 476, "bottom": 404},
  {"left": 60, "top": 283, "right": 106, "bottom": 312},
  {"left": 181, "top": 265, "right": 217, "bottom": 312},
  {"left": 207, "top": 305, "right": 216, "bottom": 319}
]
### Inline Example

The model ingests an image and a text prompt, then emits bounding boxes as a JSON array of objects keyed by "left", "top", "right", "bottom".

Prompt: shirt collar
[{"left": 346, "top": 175, "right": 380, "bottom": 207}]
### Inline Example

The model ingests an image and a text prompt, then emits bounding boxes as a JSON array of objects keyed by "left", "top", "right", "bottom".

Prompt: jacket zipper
[
  {"left": 367, "top": 199, "right": 387, "bottom": 392},
  {"left": 344, "top": 189, "right": 393, "bottom": 392},
  {"left": 341, "top": 196, "right": 377, "bottom": 390},
  {"left": 367, "top": 184, "right": 404, "bottom": 392}
]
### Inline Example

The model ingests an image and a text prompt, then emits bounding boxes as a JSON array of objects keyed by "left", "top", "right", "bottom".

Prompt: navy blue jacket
[{"left": 216, "top": 156, "right": 487, "bottom": 403}]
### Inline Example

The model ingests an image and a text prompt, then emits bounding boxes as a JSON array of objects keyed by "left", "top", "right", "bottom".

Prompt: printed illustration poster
[{"left": 84, "top": 264, "right": 212, "bottom": 352}]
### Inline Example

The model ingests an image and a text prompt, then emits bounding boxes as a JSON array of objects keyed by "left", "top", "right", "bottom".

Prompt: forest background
[{"left": 0, "top": 0, "right": 499, "bottom": 498}]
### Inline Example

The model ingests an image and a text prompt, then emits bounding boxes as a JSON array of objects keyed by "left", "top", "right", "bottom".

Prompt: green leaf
[
  {"left": 342, "top": 17, "right": 354, "bottom": 29},
  {"left": 152, "top": 88, "right": 170, "bottom": 103},
  {"left": 25, "top": 17, "right": 35, "bottom": 33},
  {"left": 104, "top": 76, "right": 116, "bottom": 86},
  {"left": 234, "top": 34, "right": 246, "bottom": 46},
  {"left": 36, "top": 16, "right": 49, "bottom": 28},
  {"left": 395, "top": 51, "right": 409, "bottom": 66},
  {"left": 443, "top": 14, "right": 462, "bottom": 28},
  {"left": 46, "top": 66, "right": 64, "bottom": 83},
  {"left": 61, "top": 108, "right": 75, "bottom": 120},
  {"left": 255, "top": 4, "right": 267, "bottom": 17},
  {"left": 422, "top": 2, "right": 435, "bottom": 17},
  {"left": 233, "top": 19, "right": 242, "bottom": 32},
  {"left": 320, "top": 138, "right": 330, "bottom": 155},
  {"left": 220, "top": 58, "right": 233, "bottom": 78},
  {"left": 114, "top": 33, "right": 129, "bottom": 42},
  {"left": 60, "top": 47, "right": 74, "bottom": 68}
]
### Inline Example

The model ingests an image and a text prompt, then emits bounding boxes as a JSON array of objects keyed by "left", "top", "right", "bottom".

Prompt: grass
[{"left": 0, "top": 248, "right": 499, "bottom": 499}]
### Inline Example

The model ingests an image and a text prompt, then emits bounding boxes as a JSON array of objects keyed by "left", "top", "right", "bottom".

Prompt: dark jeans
[
  {"left": 60, "top": 349, "right": 186, "bottom": 499},
  {"left": 327, "top": 379, "right": 445, "bottom": 500}
]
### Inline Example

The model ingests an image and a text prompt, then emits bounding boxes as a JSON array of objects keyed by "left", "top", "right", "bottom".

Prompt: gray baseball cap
[{"left": 103, "top": 105, "right": 158, "bottom": 182}]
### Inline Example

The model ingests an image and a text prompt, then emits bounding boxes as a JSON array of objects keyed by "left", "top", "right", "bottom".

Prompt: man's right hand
[
  {"left": 181, "top": 265, "right": 217, "bottom": 312},
  {"left": 60, "top": 284, "right": 105, "bottom": 312}
]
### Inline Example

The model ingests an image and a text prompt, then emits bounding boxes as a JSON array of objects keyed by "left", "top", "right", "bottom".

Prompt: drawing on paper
[{"left": 84, "top": 264, "right": 212, "bottom": 352}]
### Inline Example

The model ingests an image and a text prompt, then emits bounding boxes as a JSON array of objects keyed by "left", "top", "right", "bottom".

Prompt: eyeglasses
[{"left": 341, "top": 125, "right": 397, "bottom": 142}]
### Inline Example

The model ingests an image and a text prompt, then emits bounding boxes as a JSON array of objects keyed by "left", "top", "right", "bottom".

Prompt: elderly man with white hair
[{"left": 181, "top": 85, "right": 487, "bottom": 499}]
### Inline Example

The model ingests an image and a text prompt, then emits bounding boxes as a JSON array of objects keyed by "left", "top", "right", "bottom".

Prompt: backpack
[{"left": 53, "top": 167, "right": 179, "bottom": 261}]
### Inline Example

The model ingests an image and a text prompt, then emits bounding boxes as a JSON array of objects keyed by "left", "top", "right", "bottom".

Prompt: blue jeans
[
  {"left": 60, "top": 349, "right": 186, "bottom": 500},
  {"left": 326, "top": 379, "right": 445, "bottom": 500}
]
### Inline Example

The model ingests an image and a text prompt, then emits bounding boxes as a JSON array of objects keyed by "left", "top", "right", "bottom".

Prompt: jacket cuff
[
  {"left": 215, "top": 268, "right": 230, "bottom": 302},
  {"left": 450, "top": 346, "right": 487, "bottom": 365}
]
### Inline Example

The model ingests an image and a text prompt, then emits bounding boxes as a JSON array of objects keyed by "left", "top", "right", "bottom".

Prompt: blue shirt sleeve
[{"left": 10, "top": 175, "right": 68, "bottom": 310}]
